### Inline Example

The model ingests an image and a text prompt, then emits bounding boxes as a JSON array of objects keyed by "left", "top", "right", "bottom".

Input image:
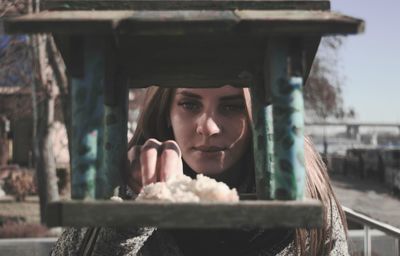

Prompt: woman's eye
[
  {"left": 178, "top": 101, "right": 201, "bottom": 111},
  {"left": 220, "top": 104, "right": 245, "bottom": 114}
]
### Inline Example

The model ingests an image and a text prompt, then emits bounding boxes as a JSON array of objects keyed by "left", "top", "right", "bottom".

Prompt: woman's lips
[{"left": 194, "top": 145, "right": 227, "bottom": 152}]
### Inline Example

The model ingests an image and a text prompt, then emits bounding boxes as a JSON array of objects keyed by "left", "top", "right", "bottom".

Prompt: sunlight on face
[{"left": 169, "top": 86, "right": 251, "bottom": 176}]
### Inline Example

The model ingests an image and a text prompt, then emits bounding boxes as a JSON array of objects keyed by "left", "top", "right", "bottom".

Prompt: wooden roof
[
  {"left": 5, "top": 9, "right": 364, "bottom": 35},
  {"left": 4, "top": 0, "right": 364, "bottom": 36},
  {"left": 2, "top": 0, "right": 364, "bottom": 89},
  {"left": 41, "top": 0, "right": 331, "bottom": 11}
]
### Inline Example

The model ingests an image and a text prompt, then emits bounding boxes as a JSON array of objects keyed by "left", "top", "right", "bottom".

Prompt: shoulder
[
  {"left": 50, "top": 227, "right": 157, "bottom": 256},
  {"left": 92, "top": 227, "right": 156, "bottom": 255},
  {"left": 327, "top": 199, "right": 350, "bottom": 255},
  {"left": 50, "top": 227, "right": 89, "bottom": 256},
  {"left": 140, "top": 230, "right": 183, "bottom": 256}
]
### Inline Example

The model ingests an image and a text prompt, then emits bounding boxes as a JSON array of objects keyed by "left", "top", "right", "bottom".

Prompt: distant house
[
  {"left": 0, "top": 86, "right": 33, "bottom": 166},
  {"left": 1, "top": 7, "right": 34, "bottom": 166}
]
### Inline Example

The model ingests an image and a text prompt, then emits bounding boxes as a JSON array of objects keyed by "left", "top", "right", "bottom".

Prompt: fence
[{"left": 345, "top": 206, "right": 400, "bottom": 256}]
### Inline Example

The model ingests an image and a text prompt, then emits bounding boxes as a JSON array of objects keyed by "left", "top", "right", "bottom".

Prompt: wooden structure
[{"left": 5, "top": 0, "right": 363, "bottom": 229}]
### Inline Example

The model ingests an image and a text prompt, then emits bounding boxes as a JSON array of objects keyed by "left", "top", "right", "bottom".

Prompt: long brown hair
[
  {"left": 129, "top": 87, "right": 175, "bottom": 147},
  {"left": 300, "top": 136, "right": 348, "bottom": 255},
  {"left": 129, "top": 86, "right": 347, "bottom": 255}
]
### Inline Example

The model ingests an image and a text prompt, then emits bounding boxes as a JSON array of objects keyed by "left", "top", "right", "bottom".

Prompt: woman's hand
[{"left": 127, "top": 139, "right": 183, "bottom": 194}]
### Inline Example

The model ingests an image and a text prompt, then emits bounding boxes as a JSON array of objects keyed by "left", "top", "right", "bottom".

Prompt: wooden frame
[
  {"left": 5, "top": 10, "right": 363, "bottom": 35},
  {"left": 46, "top": 199, "right": 323, "bottom": 228},
  {"left": 4, "top": 0, "right": 364, "bottom": 229},
  {"left": 41, "top": 0, "right": 331, "bottom": 11}
]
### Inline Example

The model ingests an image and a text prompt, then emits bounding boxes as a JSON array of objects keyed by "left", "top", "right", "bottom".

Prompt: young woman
[{"left": 51, "top": 86, "right": 349, "bottom": 256}]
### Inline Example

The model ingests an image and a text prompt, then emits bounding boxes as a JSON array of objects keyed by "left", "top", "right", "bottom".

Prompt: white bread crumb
[
  {"left": 137, "top": 174, "right": 239, "bottom": 203},
  {"left": 110, "top": 196, "right": 123, "bottom": 202}
]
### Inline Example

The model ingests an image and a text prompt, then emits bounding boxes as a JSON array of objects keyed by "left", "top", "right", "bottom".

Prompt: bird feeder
[{"left": 5, "top": 0, "right": 364, "bottom": 229}]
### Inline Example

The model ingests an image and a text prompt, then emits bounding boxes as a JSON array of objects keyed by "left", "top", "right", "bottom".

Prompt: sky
[{"left": 327, "top": 1, "right": 400, "bottom": 123}]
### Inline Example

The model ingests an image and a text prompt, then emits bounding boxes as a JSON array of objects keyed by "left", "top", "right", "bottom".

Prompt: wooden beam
[
  {"left": 234, "top": 10, "right": 365, "bottom": 35},
  {"left": 4, "top": 10, "right": 239, "bottom": 35},
  {"left": 4, "top": 11, "right": 137, "bottom": 34},
  {"left": 41, "top": 0, "right": 331, "bottom": 11},
  {"left": 4, "top": 10, "right": 364, "bottom": 35},
  {"left": 120, "top": 35, "right": 265, "bottom": 88},
  {"left": 46, "top": 199, "right": 323, "bottom": 228},
  {"left": 98, "top": 37, "right": 128, "bottom": 198}
]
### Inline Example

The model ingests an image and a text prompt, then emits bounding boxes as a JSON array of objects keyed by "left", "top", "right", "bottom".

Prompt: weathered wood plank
[
  {"left": 4, "top": 10, "right": 239, "bottom": 35},
  {"left": 4, "top": 10, "right": 364, "bottom": 35},
  {"left": 129, "top": 74, "right": 253, "bottom": 88},
  {"left": 4, "top": 11, "right": 135, "bottom": 34},
  {"left": 121, "top": 35, "right": 265, "bottom": 88},
  {"left": 46, "top": 199, "right": 323, "bottom": 228},
  {"left": 121, "top": 36, "right": 322, "bottom": 89},
  {"left": 234, "top": 10, "right": 365, "bottom": 35},
  {"left": 42, "top": 0, "right": 330, "bottom": 11},
  {"left": 124, "top": 43, "right": 258, "bottom": 88},
  {"left": 98, "top": 38, "right": 128, "bottom": 198}
]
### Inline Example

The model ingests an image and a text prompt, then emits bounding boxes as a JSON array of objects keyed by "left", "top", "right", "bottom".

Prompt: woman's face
[{"left": 169, "top": 86, "right": 251, "bottom": 176}]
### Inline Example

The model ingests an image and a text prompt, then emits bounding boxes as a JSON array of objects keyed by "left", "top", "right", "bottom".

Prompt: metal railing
[{"left": 344, "top": 206, "right": 400, "bottom": 256}]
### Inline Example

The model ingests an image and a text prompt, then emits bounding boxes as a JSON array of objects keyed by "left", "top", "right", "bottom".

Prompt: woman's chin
[{"left": 191, "top": 165, "right": 227, "bottom": 177}]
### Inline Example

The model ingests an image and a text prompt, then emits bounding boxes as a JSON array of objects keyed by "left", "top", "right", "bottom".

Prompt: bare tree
[
  {"left": 305, "top": 36, "right": 356, "bottom": 122},
  {"left": 304, "top": 36, "right": 356, "bottom": 155},
  {"left": 31, "top": 32, "right": 60, "bottom": 223},
  {"left": 1, "top": 0, "right": 62, "bottom": 223}
]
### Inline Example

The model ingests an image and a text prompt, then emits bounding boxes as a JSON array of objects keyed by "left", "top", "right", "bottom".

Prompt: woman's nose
[{"left": 196, "top": 114, "right": 221, "bottom": 136}]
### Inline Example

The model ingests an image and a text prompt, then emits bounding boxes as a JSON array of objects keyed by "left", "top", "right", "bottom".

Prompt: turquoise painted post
[
  {"left": 97, "top": 39, "right": 127, "bottom": 198},
  {"left": 270, "top": 39, "right": 306, "bottom": 200},
  {"left": 250, "top": 77, "right": 273, "bottom": 200},
  {"left": 71, "top": 36, "right": 105, "bottom": 199}
]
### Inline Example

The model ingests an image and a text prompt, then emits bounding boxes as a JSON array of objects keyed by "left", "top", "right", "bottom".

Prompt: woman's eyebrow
[
  {"left": 220, "top": 94, "right": 244, "bottom": 101},
  {"left": 176, "top": 91, "right": 244, "bottom": 101},
  {"left": 176, "top": 91, "right": 201, "bottom": 99}
]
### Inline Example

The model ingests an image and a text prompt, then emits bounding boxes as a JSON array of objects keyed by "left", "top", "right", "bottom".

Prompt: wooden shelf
[{"left": 46, "top": 199, "right": 323, "bottom": 229}]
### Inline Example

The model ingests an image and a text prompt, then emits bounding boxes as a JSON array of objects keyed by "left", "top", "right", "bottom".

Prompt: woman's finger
[
  {"left": 127, "top": 145, "right": 142, "bottom": 192},
  {"left": 140, "top": 138, "right": 162, "bottom": 185},
  {"left": 159, "top": 140, "right": 183, "bottom": 181},
  {"left": 128, "top": 145, "right": 139, "bottom": 163}
]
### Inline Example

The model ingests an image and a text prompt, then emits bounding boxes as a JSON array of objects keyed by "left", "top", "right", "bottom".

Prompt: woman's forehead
[{"left": 175, "top": 86, "right": 244, "bottom": 98}]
